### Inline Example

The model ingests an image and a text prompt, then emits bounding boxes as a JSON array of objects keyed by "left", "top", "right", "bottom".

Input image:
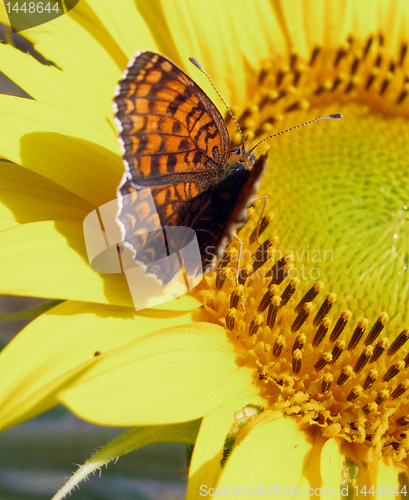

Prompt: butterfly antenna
[
  {"left": 250, "top": 114, "right": 343, "bottom": 153},
  {"left": 189, "top": 57, "right": 245, "bottom": 146}
]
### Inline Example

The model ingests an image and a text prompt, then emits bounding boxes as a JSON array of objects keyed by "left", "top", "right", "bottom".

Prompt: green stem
[{"left": 51, "top": 420, "right": 201, "bottom": 500}]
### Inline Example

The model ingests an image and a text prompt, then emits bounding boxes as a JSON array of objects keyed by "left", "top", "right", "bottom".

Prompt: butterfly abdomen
[{"left": 191, "top": 163, "right": 252, "bottom": 269}]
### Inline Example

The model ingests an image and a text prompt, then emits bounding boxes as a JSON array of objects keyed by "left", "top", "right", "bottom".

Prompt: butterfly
[{"left": 113, "top": 51, "right": 267, "bottom": 285}]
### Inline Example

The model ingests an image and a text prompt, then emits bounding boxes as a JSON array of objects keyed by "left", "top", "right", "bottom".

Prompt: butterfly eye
[
  {"left": 250, "top": 154, "right": 257, "bottom": 163},
  {"left": 231, "top": 147, "right": 241, "bottom": 154}
]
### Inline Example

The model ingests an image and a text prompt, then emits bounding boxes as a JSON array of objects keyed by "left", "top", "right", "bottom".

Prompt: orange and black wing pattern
[
  {"left": 114, "top": 51, "right": 232, "bottom": 283},
  {"left": 114, "top": 51, "right": 230, "bottom": 187}
]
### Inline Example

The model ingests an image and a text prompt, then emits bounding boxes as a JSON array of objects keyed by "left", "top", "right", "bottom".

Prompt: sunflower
[{"left": 0, "top": 0, "right": 408, "bottom": 498}]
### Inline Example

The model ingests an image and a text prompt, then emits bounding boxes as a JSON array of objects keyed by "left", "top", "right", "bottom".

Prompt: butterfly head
[
  {"left": 231, "top": 147, "right": 256, "bottom": 162},
  {"left": 228, "top": 139, "right": 257, "bottom": 171}
]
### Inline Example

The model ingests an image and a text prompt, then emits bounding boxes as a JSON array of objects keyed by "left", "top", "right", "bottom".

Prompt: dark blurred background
[{"left": 0, "top": 24, "right": 188, "bottom": 500}]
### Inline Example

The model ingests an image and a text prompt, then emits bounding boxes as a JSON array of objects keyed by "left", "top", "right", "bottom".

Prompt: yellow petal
[
  {"left": 0, "top": 95, "right": 122, "bottom": 206},
  {"left": 279, "top": 0, "right": 409, "bottom": 60},
  {"left": 59, "top": 322, "right": 253, "bottom": 425},
  {"left": 378, "top": 457, "right": 401, "bottom": 496},
  {"left": 353, "top": 453, "right": 401, "bottom": 499},
  {"left": 63, "top": 0, "right": 129, "bottom": 70},
  {"left": 160, "top": 0, "right": 247, "bottom": 109},
  {"left": 0, "top": 43, "right": 117, "bottom": 134},
  {"left": 0, "top": 220, "right": 132, "bottom": 305},
  {"left": 0, "top": 219, "right": 204, "bottom": 309},
  {"left": 232, "top": 0, "right": 287, "bottom": 68},
  {"left": 186, "top": 394, "right": 263, "bottom": 499},
  {"left": 0, "top": 2, "right": 132, "bottom": 128},
  {"left": 132, "top": 0, "right": 183, "bottom": 66},
  {"left": 149, "top": 293, "right": 202, "bottom": 311},
  {"left": 84, "top": 0, "right": 159, "bottom": 60},
  {"left": 279, "top": 0, "right": 352, "bottom": 58},
  {"left": 0, "top": 0, "right": 9, "bottom": 24},
  {"left": 320, "top": 439, "right": 344, "bottom": 498},
  {"left": 363, "top": 0, "right": 409, "bottom": 56},
  {"left": 279, "top": 1, "right": 311, "bottom": 60},
  {"left": 0, "top": 217, "right": 20, "bottom": 231},
  {"left": 297, "top": 432, "right": 328, "bottom": 496},
  {"left": 0, "top": 300, "right": 193, "bottom": 430},
  {"left": 217, "top": 414, "right": 313, "bottom": 491},
  {"left": 0, "top": 162, "right": 94, "bottom": 223}
]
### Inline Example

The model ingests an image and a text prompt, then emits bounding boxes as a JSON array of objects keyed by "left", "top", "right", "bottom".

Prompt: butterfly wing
[
  {"left": 114, "top": 51, "right": 230, "bottom": 186},
  {"left": 114, "top": 51, "right": 231, "bottom": 283}
]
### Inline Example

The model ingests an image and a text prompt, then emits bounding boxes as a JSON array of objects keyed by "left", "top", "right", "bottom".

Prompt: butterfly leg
[
  {"left": 248, "top": 195, "right": 272, "bottom": 245},
  {"left": 230, "top": 231, "right": 248, "bottom": 311},
  {"left": 231, "top": 231, "right": 244, "bottom": 283}
]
